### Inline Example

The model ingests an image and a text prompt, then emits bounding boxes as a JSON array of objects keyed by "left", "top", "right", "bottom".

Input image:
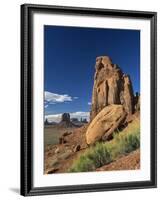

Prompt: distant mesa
[
  {"left": 44, "top": 113, "right": 88, "bottom": 128},
  {"left": 61, "top": 113, "right": 70, "bottom": 123},
  {"left": 44, "top": 118, "right": 50, "bottom": 125},
  {"left": 44, "top": 118, "right": 57, "bottom": 126},
  {"left": 71, "top": 117, "right": 88, "bottom": 126},
  {"left": 57, "top": 113, "right": 74, "bottom": 128},
  {"left": 81, "top": 118, "right": 88, "bottom": 123},
  {"left": 53, "top": 113, "right": 88, "bottom": 128},
  {"left": 71, "top": 118, "right": 79, "bottom": 123}
]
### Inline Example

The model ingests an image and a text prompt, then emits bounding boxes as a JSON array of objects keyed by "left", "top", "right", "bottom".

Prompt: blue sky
[{"left": 44, "top": 25, "right": 140, "bottom": 121}]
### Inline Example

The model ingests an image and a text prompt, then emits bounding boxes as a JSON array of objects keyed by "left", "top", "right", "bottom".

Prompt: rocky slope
[
  {"left": 44, "top": 125, "right": 88, "bottom": 174},
  {"left": 96, "top": 149, "right": 140, "bottom": 171}
]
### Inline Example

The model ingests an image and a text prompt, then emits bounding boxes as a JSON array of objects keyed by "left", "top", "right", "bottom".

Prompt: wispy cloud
[
  {"left": 45, "top": 104, "right": 48, "bottom": 108},
  {"left": 45, "top": 111, "right": 90, "bottom": 123},
  {"left": 45, "top": 91, "right": 77, "bottom": 104},
  {"left": 88, "top": 102, "right": 92, "bottom": 105}
]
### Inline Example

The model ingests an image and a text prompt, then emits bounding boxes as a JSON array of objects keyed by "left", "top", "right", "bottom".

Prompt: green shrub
[
  {"left": 88, "top": 143, "right": 112, "bottom": 168},
  {"left": 122, "top": 134, "right": 140, "bottom": 153},
  {"left": 69, "top": 143, "right": 112, "bottom": 172},
  {"left": 69, "top": 120, "right": 140, "bottom": 173},
  {"left": 112, "top": 124, "right": 140, "bottom": 157},
  {"left": 69, "top": 156, "right": 95, "bottom": 172}
]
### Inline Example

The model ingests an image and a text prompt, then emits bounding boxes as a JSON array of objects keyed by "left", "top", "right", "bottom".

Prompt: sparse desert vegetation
[{"left": 69, "top": 119, "right": 140, "bottom": 172}]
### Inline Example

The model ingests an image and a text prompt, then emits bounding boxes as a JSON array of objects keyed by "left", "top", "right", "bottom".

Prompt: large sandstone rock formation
[
  {"left": 90, "top": 56, "right": 134, "bottom": 121},
  {"left": 85, "top": 56, "right": 136, "bottom": 145},
  {"left": 86, "top": 105, "right": 126, "bottom": 145}
]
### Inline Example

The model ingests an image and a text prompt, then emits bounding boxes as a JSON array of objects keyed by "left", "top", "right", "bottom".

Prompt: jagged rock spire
[{"left": 90, "top": 56, "right": 134, "bottom": 121}]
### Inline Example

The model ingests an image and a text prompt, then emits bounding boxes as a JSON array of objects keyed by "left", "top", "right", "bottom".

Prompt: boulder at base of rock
[{"left": 86, "top": 104, "right": 126, "bottom": 145}]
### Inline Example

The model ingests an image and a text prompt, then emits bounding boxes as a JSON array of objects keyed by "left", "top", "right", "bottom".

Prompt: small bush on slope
[
  {"left": 69, "top": 143, "right": 112, "bottom": 172},
  {"left": 69, "top": 119, "right": 140, "bottom": 172}
]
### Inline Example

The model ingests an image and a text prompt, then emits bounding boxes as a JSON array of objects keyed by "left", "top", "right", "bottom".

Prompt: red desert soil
[
  {"left": 44, "top": 125, "right": 88, "bottom": 174},
  {"left": 96, "top": 149, "right": 140, "bottom": 171},
  {"left": 45, "top": 123, "right": 140, "bottom": 174}
]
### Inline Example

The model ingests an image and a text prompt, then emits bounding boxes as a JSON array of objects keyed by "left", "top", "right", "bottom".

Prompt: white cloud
[
  {"left": 45, "top": 111, "right": 90, "bottom": 123},
  {"left": 45, "top": 91, "right": 76, "bottom": 104},
  {"left": 45, "top": 113, "right": 62, "bottom": 123},
  {"left": 44, "top": 104, "right": 48, "bottom": 108},
  {"left": 88, "top": 102, "right": 92, "bottom": 105},
  {"left": 70, "top": 112, "right": 90, "bottom": 121}
]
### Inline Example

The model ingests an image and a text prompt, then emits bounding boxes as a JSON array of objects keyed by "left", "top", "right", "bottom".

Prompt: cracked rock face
[
  {"left": 90, "top": 56, "right": 134, "bottom": 121},
  {"left": 86, "top": 56, "right": 135, "bottom": 145},
  {"left": 86, "top": 104, "right": 126, "bottom": 145}
]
